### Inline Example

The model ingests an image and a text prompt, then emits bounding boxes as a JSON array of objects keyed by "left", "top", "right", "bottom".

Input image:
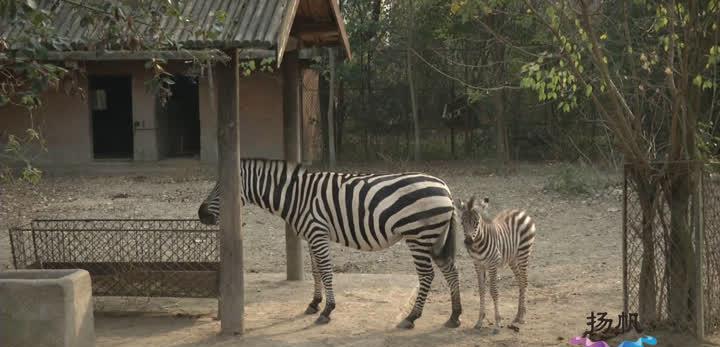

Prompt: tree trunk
[
  {"left": 666, "top": 168, "right": 697, "bottom": 331},
  {"left": 407, "top": 49, "right": 421, "bottom": 161},
  {"left": 493, "top": 89, "right": 509, "bottom": 163},
  {"left": 450, "top": 127, "right": 456, "bottom": 159},
  {"left": 406, "top": 0, "right": 420, "bottom": 161}
]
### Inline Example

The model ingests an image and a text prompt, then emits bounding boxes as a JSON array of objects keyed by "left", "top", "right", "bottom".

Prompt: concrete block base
[{"left": 0, "top": 269, "right": 95, "bottom": 347}]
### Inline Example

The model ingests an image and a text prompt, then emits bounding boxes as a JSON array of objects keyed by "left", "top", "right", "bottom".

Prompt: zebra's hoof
[
  {"left": 315, "top": 315, "right": 331, "bottom": 325},
  {"left": 473, "top": 321, "right": 484, "bottom": 330},
  {"left": 305, "top": 305, "right": 319, "bottom": 315},
  {"left": 507, "top": 324, "right": 520, "bottom": 332},
  {"left": 444, "top": 318, "right": 461, "bottom": 328},
  {"left": 396, "top": 319, "right": 415, "bottom": 329}
]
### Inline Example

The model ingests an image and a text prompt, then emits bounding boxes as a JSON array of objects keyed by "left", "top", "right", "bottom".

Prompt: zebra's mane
[
  {"left": 241, "top": 158, "right": 305, "bottom": 173},
  {"left": 241, "top": 158, "right": 427, "bottom": 178}
]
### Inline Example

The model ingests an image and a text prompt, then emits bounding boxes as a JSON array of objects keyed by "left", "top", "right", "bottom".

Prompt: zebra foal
[
  {"left": 198, "top": 159, "right": 462, "bottom": 329},
  {"left": 456, "top": 195, "right": 535, "bottom": 331}
]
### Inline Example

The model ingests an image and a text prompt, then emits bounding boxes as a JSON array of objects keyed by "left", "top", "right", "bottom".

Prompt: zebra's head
[
  {"left": 198, "top": 181, "right": 248, "bottom": 225},
  {"left": 198, "top": 182, "right": 222, "bottom": 225},
  {"left": 456, "top": 195, "right": 489, "bottom": 243}
]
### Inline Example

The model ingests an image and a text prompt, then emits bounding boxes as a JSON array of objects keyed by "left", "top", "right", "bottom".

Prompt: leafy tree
[
  {"left": 1, "top": 0, "right": 227, "bottom": 182},
  {"left": 515, "top": 0, "right": 719, "bottom": 330}
]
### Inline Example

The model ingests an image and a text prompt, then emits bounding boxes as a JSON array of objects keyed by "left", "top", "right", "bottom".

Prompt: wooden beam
[
  {"left": 292, "top": 23, "right": 338, "bottom": 33},
  {"left": 282, "top": 51, "right": 305, "bottom": 281},
  {"left": 276, "top": 0, "right": 301, "bottom": 66},
  {"left": 217, "top": 48, "right": 244, "bottom": 335},
  {"left": 42, "top": 49, "right": 229, "bottom": 61},
  {"left": 326, "top": 0, "right": 352, "bottom": 60},
  {"left": 297, "top": 31, "right": 340, "bottom": 41}
]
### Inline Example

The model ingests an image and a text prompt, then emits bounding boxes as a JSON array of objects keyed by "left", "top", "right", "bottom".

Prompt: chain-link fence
[
  {"left": 9, "top": 219, "right": 220, "bottom": 298},
  {"left": 623, "top": 161, "right": 720, "bottom": 337}
]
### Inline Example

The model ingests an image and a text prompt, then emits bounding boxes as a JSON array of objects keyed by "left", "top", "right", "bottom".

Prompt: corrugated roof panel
[{"left": 0, "top": 0, "right": 293, "bottom": 50}]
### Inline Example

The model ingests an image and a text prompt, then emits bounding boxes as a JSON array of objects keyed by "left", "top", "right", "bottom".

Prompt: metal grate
[
  {"left": 9, "top": 219, "right": 220, "bottom": 298},
  {"left": 623, "top": 161, "right": 720, "bottom": 337}
]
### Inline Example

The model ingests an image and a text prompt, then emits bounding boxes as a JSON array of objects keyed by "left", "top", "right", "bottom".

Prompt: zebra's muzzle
[{"left": 198, "top": 203, "right": 218, "bottom": 225}]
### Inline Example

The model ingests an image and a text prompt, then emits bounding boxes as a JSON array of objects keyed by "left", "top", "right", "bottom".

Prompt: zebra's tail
[{"left": 431, "top": 209, "right": 457, "bottom": 265}]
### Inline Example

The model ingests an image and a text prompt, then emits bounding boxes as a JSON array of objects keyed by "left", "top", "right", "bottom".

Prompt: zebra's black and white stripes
[
  {"left": 457, "top": 196, "right": 536, "bottom": 331},
  {"left": 198, "top": 159, "right": 462, "bottom": 328}
]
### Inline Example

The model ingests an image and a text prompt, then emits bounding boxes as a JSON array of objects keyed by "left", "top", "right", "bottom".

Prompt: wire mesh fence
[
  {"left": 9, "top": 219, "right": 220, "bottom": 298},
  {"left": 623, "top": 161, "right": 720, "bottom": 337}
]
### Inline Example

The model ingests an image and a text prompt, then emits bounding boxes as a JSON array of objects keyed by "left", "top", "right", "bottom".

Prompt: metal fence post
[{"left": 622, "top": 163, "right": 629, "bottom": 317}]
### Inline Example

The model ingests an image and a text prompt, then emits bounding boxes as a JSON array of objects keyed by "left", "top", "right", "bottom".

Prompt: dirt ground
[{"left": 1, "top": 160, "right": 717, "bottom": 346}]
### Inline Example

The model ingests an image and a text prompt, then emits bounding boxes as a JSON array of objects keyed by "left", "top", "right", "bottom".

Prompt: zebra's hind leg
[
  {"left": 509, "top": 262, "right": 528, "bottom": 326},
  {"left": 309, "top": 236, "right": 336, "bottom": 324},
  {"left": 473, "top": 262, "right": 487, "bottom": 330},
  {"left": 305, "top": 253, "right": 323, "bottom": 315},
  {"left": 435, "top": 259, "right": 462, "bottom": 328},
  {"left": 397, "top": 243, "right": 435, "bottom": 329}
]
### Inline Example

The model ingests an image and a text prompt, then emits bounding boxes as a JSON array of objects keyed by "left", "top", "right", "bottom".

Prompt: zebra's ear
[
  {"left": 480, "top": 197, "right": 490, "bottom": 208},
  {"left": 453, "top": 198, "right": 464, "bottom": 209},
  {"left": 467, "top": 196, "right": 477, "bottom": 209}
]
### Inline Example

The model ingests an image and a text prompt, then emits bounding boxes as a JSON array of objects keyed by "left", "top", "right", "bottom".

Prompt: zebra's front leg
[
  {"left": 473, "top": 262, "right": 487, "bottom": 330},
  {"left": 304, "top": 253, "right": 323, "bottom": 315},
  {"left": 397, "top": 246, "right": 435, "bottom": 329},
  {"left": 309, "top": 237, "right": 336, "bottom": 324}
]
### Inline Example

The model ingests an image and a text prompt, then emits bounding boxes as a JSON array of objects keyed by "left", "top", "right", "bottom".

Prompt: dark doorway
[
  {"left": 90, "top": 76, "right": 134, "bottom": 159},
  {"left": 158, "top": 75, "right": 200, "bottom": 158}
]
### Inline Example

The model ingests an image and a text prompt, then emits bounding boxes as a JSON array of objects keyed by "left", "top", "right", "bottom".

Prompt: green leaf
[
  {"left": 520, "top": 77, "right": 534, "bottom": 88},
  {"left": 585, "top": 84, "right": 593, "bottom": 97},
  {"left": 693, "top": 74, "right": 703, "bottom": 87}
]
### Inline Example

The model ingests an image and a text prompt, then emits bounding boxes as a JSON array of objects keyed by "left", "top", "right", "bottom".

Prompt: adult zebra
[{"left": 198, "top": 159, "right": 462, "bottom": 329}]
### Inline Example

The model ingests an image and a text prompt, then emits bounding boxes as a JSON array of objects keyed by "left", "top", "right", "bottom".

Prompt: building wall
[
  {"left": 1, "top": 60, "right": 304, "bottom": 166},
  {"left": 0, "top": 61, "right": 160, "bottom": 165},
  {"left": 87, "top": 62, "right": 159, "bottom": 161},
  {"left": 198, "top": 70, "right": 285, "bottom": 163},
  {"left": 0, "top": 79, "right": 92, "bottom": 164}
]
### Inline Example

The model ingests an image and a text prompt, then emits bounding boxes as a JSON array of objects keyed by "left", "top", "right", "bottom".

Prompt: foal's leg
[
  {"left": 473, "top": 261, "right": 487, "bottom": 329},
  {"left": 304, "top": 253, "right": 323, "bottom": 314},
  {"left": 397, "top": 240, "right": 435, "bottom": 329},
  {"left": 510, "top": 262, "right": 528, "bottom": 325},
  {"left": 488, "top": 265, "right": 502, "bottom": 329}
]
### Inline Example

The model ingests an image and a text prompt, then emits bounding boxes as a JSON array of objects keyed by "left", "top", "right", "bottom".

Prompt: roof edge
[
  {"left": 327, "top": 0, "right": 352, "bottom": 60},
  {"left": 276, "top": 0, "right": 301, "bottom": 67}
]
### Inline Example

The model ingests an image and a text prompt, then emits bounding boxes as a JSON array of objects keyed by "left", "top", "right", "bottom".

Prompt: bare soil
[{"left": 1, "top": 160, "right": 715, "bottom": 346}]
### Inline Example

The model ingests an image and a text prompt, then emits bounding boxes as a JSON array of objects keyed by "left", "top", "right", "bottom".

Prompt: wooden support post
[
  {"left": 217, "top": 48, "right": 244, "bottom": 335},
  {"left": 327, "top": 48, "right": 337, "bottom": 169},
  {"left": 283, "top": 50, "right": 305, "bottom": 281}
]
